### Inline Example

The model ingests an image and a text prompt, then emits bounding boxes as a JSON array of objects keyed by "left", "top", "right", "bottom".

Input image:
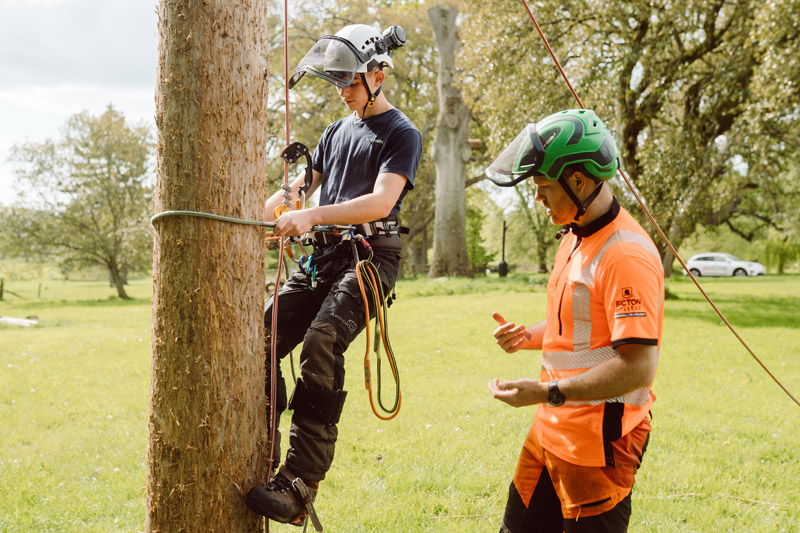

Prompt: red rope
[
  {"left": 267, "top": 0, "right": 293, "bottom": 491},
  {"left": 518, "top": 0, "right": 800, "bottom": 408},
  {"left": 519, "top": 0, "right": 583, "bottom": 109}
]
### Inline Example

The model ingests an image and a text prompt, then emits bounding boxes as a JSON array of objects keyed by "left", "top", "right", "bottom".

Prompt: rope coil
[{"left": 354, "top": 238, "right": 402, "bottom": 420}]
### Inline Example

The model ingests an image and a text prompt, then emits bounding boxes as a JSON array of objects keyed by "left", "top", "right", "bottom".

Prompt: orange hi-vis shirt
[{"left": 534, "top": 199, "right": 664, "bottom": 467}]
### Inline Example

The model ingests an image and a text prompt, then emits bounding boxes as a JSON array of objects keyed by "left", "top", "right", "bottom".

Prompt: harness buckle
[{"left": 357, "top": 218, "right": 409, "bottom": 237}]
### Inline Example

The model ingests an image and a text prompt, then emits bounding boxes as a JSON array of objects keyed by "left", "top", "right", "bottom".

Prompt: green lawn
[{"left": 1, "top": 274, "right": 798, "bottom": 531}]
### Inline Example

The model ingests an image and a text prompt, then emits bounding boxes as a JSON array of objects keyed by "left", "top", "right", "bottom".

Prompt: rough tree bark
[
  {"left": 428, "top": 5, "right": 473, "bottom": 278},
  {"left": 148, "top": 1, "right": 269, "bottom": 531}
]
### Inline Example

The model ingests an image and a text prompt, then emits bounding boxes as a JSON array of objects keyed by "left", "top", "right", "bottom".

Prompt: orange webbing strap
[{"left": 355, "top": 257, "right": 402, "bottom": 420}]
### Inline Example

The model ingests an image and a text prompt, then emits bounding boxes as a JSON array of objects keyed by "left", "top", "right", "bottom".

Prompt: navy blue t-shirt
[{"left": 311, "top": 108, "right": 422, "bottom": 217}]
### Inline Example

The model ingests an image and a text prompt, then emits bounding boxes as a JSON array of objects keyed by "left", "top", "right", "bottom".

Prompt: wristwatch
[{"left": 548, "top": 380, "right": 566, "bottom": 407}]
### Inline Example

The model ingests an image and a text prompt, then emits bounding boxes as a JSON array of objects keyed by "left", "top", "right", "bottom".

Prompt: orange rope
[
  {"left": 519, "top": 0, "right": 800, "bottom": 408},
  {"left": 356, "top": 258, "right": 402, "bottom": 420}
]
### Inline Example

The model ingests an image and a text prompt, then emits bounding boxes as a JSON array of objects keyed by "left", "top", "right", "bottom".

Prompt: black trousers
[
  {"left": 264, "top": 240, "right": 400, "bottom": 482},
  {"left": 500, "top": 470, "right": 633, "bottom": 533}
]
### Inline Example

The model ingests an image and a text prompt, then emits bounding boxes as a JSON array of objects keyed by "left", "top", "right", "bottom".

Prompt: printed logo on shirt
[
  {"left": 615, "top": 287, "right": 645, "bottom": 318},
  {"left": 367, "top": 136, "right": 384, "bottom": 145},
  {"left": 622, "top": 287, "right": 633, "bottom": 298}
]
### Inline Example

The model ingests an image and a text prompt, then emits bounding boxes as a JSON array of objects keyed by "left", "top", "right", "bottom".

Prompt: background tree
[
  {"left": 513, "top": 182, "right": 557, "bottom": 273},
  {"left": 465, "top": 187, "right": 496, "bottom": 272},
  {"left": 4, "top": 106, "right": 152, "bottom": 298},
  {"left": 148, "top": 1, "right": 269, "bottom": 531},
  {"left": 460, "top": 0, "right": 800, "bottom": 275},
  {"left": 428, "top": 4, "right": 473, "bottom": 277}
]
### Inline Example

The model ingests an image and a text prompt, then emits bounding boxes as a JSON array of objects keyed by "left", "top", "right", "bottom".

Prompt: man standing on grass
[
  {"left": 485, "top": 109, "right": 663, "bottom": 532},
  {"left": 245, "top": 23, "right": 422, "bottom": 530}
]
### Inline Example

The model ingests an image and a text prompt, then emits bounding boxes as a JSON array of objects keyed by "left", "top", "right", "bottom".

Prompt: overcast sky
[{"left": 0, "top": 0, "right": 158, "bottom": 205}]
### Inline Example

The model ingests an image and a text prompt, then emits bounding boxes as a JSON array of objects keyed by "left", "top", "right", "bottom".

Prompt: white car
[{"left": 684, "top": 253, "right": 765, "bottom": 277}]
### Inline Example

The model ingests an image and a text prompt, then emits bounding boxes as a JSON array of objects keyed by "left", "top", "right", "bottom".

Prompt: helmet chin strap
[
  {"left": 556, "top": 177, "right": 604, "bottom": 222},
  {"left": 359, "top": 72, "right": 382, "bottom": 117}
]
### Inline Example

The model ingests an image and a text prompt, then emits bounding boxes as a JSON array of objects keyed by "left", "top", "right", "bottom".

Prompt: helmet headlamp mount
[{"left": 378, "top": 25, "right": 407, "bottom": 54}]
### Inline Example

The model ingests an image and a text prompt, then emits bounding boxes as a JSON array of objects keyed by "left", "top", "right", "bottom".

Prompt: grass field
[{"left": 1, "top": 273, "right": 799, "bottom": 532}]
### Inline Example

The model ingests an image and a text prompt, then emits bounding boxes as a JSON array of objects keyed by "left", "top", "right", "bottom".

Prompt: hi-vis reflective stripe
[
  {"left": 563, "top": 387, "right": 651, "bottom": 407},
  {"left": 542, "top": 347, "right": 653, "bottom": 406},
  {"left": 573, "top": 285, "right": 592, "bottom": 351},
  {"left": 570, "top": 230, "right": 663, "bottom": 349},
  {"left": 542, "top": 346, "right": 617, "bottom": 370},
  {"left": 574, "top": 230, "right": 661, "bottom": 286}
]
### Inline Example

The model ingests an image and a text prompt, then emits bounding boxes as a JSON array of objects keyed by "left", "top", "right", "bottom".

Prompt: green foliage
[
  {"left": 3, "top": 106, "right": 153, "bottom": 298},
  {"left": 2, "top": 274, "right": 799, "bottom": 531},
  {"left": 459, "top": 0, "right": 800, "bottom": 267},
  {"left": 465, "top": 189, "right": 495, "bottom": 272}
]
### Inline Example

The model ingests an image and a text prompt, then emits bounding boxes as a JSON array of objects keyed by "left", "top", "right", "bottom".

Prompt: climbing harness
[
  {"left": 291, "top": 225, "right": 404, "bottom": 419},
  {"left": 516, "top": 0, "right": 799, "bottom": 408}
]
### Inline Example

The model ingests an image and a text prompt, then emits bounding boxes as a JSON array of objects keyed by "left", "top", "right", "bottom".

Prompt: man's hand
[
  {"left": 492, "top": 312, "right": 530, "bottom": 354},
  {"left": 272, "top": 209, "right": 316, "bottom": 237},
  {"left": 488, "top": 378, "right": 546, "bottom": 407}
]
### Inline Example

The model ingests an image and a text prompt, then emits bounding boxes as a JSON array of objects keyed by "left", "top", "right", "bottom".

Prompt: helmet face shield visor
[
  {"left": 485, "top": 124, "right": 546, "bottom": 187},
  {"left": 289, "top": 36, "right": 370, "bottom": 89}
]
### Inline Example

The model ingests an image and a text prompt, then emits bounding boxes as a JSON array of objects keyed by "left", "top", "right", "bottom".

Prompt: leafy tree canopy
[
  {"left": 459, "top": 0, "right": 800, "bottom": 274},
  {"left": 4, "top": 105, "right": 153, "bottom": 298}
]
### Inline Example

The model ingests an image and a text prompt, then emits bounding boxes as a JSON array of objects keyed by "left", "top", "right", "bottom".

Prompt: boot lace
[{"left": 266, "top": 472, "right": 294, "bottom": 494}]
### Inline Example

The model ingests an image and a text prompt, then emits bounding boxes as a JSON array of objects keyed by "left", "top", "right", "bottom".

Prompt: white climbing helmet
[{"left": 289, "top": 24, "right": 407, "bottom": 89}]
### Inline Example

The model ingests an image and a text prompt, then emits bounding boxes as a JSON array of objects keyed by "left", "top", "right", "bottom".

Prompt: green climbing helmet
[{"left": 485, "top": 109, "right": 620, "bottom": 187}]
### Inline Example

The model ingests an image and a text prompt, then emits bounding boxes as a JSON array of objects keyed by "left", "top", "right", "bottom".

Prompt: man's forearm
[
  {"left": 301, "top": 194, "right": 394, "bottom": 227},
  {"left": 555, "top": 344, "right": 658, "bottom": 401},
  {"left": 522, "top": 321, "right": 546, "bottom": 350}
]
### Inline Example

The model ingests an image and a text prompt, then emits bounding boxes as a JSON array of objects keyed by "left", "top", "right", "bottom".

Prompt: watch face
[
  {"left": 549, "top": 382, "right": 565, "bottom": 406},
  {"left": 549, "top": 393, "right": 564, "bottom": 406}
]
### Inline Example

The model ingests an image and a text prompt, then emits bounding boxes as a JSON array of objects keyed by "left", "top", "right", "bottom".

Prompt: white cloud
[
  {"left": 0, "top": 0, "right": 157, "bottom": 205},
  {"left": 0, "top": 0, "right": 157, "bottom": 90},
  {"left": 1, "top": 84, "right": 154, "bottom": 122}
]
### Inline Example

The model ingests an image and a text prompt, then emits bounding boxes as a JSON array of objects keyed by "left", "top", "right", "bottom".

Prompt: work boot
[{"left": 246, "top": 466, "right": 322, "bottom": 531}]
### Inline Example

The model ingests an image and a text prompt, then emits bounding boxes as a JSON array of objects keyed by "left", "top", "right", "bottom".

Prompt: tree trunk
[
  {"left": 148, "top": 1, "right": 269, "bottom": 531},
  {"left": 661, "top": 247, "right": 675, "bottom": 278},
  {"left": 427, "top": 5, "right": 472, "bottom": 278},
  {"left": 108, "top": 260, "right": 129, "bottom": 299},
  {"left": 407, "top": 225, "right": 429, "bottom": 275}
]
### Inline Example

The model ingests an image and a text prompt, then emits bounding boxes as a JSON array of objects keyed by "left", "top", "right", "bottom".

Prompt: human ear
[
  {"left": 373, "top": 69, "right": 385, "bottom": 87},
  {"left": 570, "top": 171, "right": 586, "bottom": 193}
]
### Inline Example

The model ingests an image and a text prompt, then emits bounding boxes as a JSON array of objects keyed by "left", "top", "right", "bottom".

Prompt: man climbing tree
[{"left": 245, "top": 22, "right": 422, "bottom": 530}]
